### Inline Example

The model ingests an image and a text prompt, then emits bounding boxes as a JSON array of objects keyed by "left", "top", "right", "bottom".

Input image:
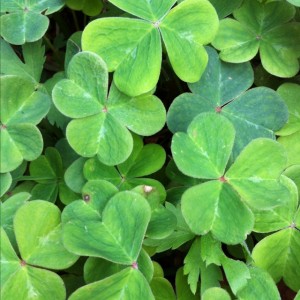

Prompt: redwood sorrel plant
[{"left": 1, "top": 0, "right": 300, "bottom": 299}]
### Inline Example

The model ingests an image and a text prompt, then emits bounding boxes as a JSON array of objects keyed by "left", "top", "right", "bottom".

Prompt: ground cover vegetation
[{"left": 1, "top": 0, "right": 300, "bottom": 299}]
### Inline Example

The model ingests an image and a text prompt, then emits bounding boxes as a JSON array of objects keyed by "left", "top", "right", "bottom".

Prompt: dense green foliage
[{"left": 1, "top": 0, "right": 300, "bottom": 299}]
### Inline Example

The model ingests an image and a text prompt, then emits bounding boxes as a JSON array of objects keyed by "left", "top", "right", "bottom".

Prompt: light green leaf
[
  {"left": 237, "top": 267, "right": 280, "bottom": 300},
  {"left": 212, "top": 18, "right": 260, "bottom": 63},
  {"left": 14, "top": 200, "right": 78, "bottom": 269},
  {"left": 201, "top": 234, "right": 224, "bottom": 266},
  {"left": 146, "top": 205, "right": 177, "bottom": 239},
  {"left": 120, "top": 144, "right": 166, "bottom": 178},
  {"left": 1, "top": 75, "right": 50, "bottom": 125},
  {"left": 278, "top": 131, "right": 300, "bottom": 166},
  {"left": 150, "top": 277, "right": 176, "bottom": 300},
  {"left": 69, "top": 267, "right": 154, "bottom": 300},
  {"left": 200, "top": 264, "right": 223, "bottom": 294},
  {"left": 0, "top": 75, "right": 50, "bottom": 172},
  {"left": 64, "top": 157, "right": 87, "bottom": 193},
  {"left": 53, "top": 52, "right": 107, "bottom": 118},
  {"left": 67, "top": 113, "right": 133, "bottom": 165},
  {"left": 287, "top": 0, "right": 300, "bottom": 6},
  {"left": 83, "top": 158, "right": 121, "bottom": 186},
  {"left": 0, "top": 192, "right": 30, "bottom": 250},
  {"left": 175, "top": 267, "right": 199, "bottom": 300},
  {"left": 160, "top": 0, "right": 219, "bottom": 82},
  {"left": 84, "top": 257, "right": 125, "bottom": 284},
  {"left": 221, "top": 257, "right": 250, "bottom": 294},
  {"left": 81, "top": 180, "right": 118, "bottom": 212},
  {"left": 1, "top": 227, "right": 20, "bottom": 286},
  {"left": 284, "top": 165, "right": 300, "bottom": 199},
  {"left": 109, "top": 0, "right": 176, "bottom": 21},
  {"left": 0, "top": 124, "right": 44, "bottom": 173},
  {"left": 226, "top": 138, "right": 289, "bottom": 209},
  {"left": 62, "top": 191, "right": 151, "bottom": 264},
  {"left": 84, "top": 248, "right": 153, "bottom": 284},
  {"left": 260, "top": 23, "right": 300, "bottom": 77},
  {"left": 82, "top": 18, "right": 161, "bottom": 96},
  {"left": 276, "top": 83, "right": 300, "bottom": 136},
  {"left": 172, "top": 113, "right": 235, "bottom": 179},
  {"left": 1, "top": 263, "right": 66, "bottom": 300},
  {"left": 108, "top": 83, "right": 166, "bottom": 136},
  {"left": 252, "top": 228, "right": 300, "bottom": 292},
  {"left": 202, "top": 287, "right": 231, "bottom": 300},
  {"left": 183, "top": 238, "right": 203, "bottom": 294},
  {"left": 182, "top": 181, "right": 254, "bottom": 244},
  {"left": 0, "top": 173, "right": 12, "bottom": 197},
  {"left": 253, "top": 175, "right": 298, "bottom": 233},
  {"left": 1, "top": 228, "right": 66, "bottom": 300}
]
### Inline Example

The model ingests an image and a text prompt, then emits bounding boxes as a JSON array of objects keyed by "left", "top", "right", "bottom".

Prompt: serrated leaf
[
  {"left": 183, "top": 238, "right": 203, "bottom": 294},
  {"left": 175, "top": 267, "right": 199, "bottom": 300}
]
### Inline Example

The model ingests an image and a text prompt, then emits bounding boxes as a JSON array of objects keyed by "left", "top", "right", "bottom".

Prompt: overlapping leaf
[
  {"left": 69, "top": 267, "right": 154, "bottom": 300},
  {"left": 66, "top": 0, "right": 103, "bottom": 16},
  {"left": 0, "top": 0, "right": 64, "bottom": 45},
  {"left": 172, "top": 113, "right": 289, "bottom": 244},
  {"left": 212, "top": 0, "right": 300, "bottom": 77},
  {"left": 83, "top": 134, "right": 166, "bottom": 190},
  {"left": 251, "top": 179, "right": 300, "bottom": 292},
  {"left": 167, "top": 47, "right": 288, "bottom": 158},
  {"left": 276, "top": 83, "right": 300, "bottom": 136},
  {"left": 14, "top": 201, "right": 78, "bottom": 268},
  {"left": 82, "top": 0, "right": 219, "bottom": 96},
  {"left": 84, "top": 249, "right": 153, "bottom": 284},
  {"left": 1, "top": 198, "right": 79, "bottom": 300},
  {"left": 1, "top": 227, "right": 66, "bottom": 300},
  {"left": 0, "top": 75, "right": 50, "bottom": 173},
  {"left": 53, "top": 51, "right": 166, "bottom": 165},
  {"left": 29, "top": 147, "right": 78, "bottom": 204},
  {"left": 62, "top": 190, "right": 151, "bottom": 264}
]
